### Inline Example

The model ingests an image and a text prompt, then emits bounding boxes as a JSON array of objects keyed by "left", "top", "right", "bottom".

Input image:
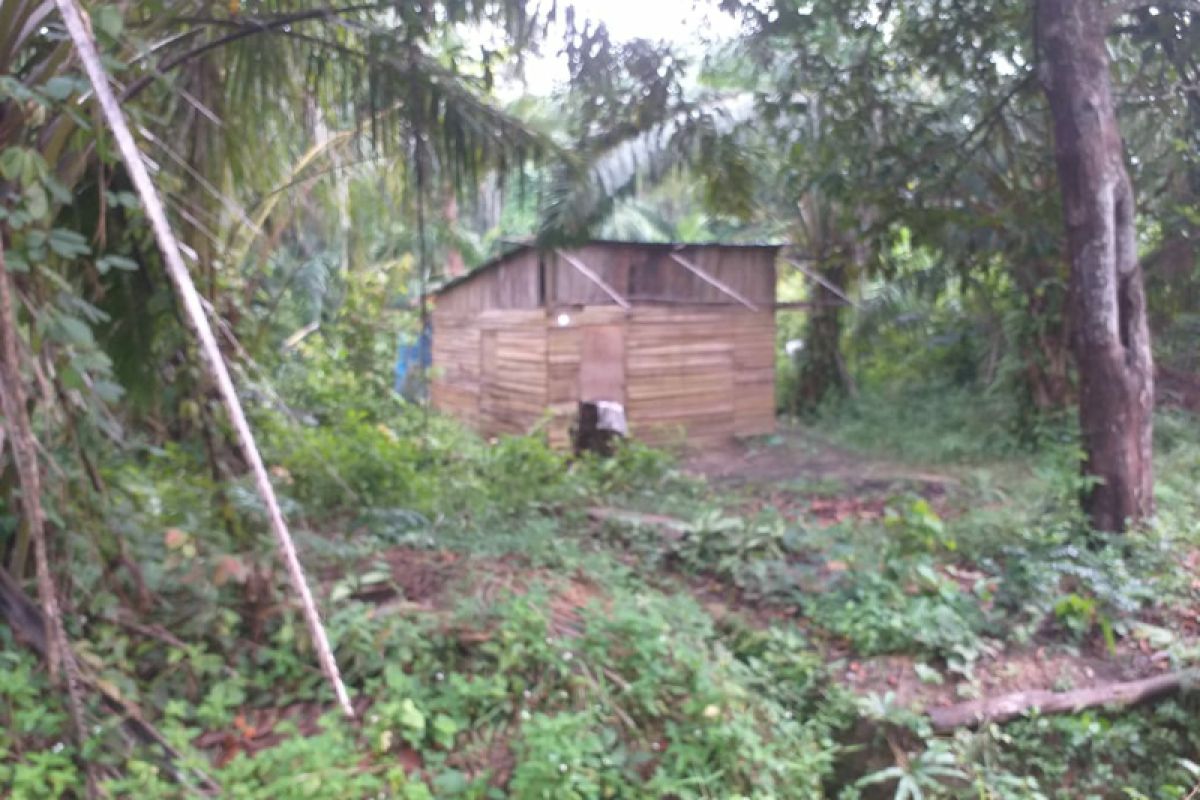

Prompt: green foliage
[
  {"left": 995, "top": 703, "right": 1200, "bottom": 799},
  {"left": 4, "top": 1, "right": 1200, "bottom": 797},
  {"left": 809, "top": 567, "right": 986, "bottom": 660},
  {"left": 0, "top": 641, "right": 81, "bottom": 798}
]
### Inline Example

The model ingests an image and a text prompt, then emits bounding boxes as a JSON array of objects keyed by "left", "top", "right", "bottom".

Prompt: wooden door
[{"left": 579, "top": 325, "right": 625, "bottom": 403}]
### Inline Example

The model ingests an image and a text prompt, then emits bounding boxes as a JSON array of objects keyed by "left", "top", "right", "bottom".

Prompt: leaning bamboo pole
[{"left": 53, "top": 0, "right": 354, "bottom": 717}]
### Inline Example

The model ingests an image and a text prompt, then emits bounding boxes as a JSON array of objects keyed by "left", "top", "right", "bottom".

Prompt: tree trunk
[
  {"left": 1038, "top": 0, "right": 1154, "bottom": 532},
  {"left": 926, "top": 668, "right": 1198, "bottom": 733},
  {"left": 795, "top": 259, "right": 848, "bottom": 413}
]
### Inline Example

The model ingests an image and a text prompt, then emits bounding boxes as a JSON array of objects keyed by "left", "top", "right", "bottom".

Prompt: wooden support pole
[
  {"left": 784, "top": 256, "right": 858, "bottom": 308},
  {"left": 54, "top": 0, "right": 354, "bottom": 718},
  {"left": 556, "top": 249, "right": 631, "bottom": 309},
  {"left": 668, "top": 252, "right": 760, "bottom": 311}
]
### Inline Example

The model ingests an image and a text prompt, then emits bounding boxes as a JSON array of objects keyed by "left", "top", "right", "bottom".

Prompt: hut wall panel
[
  {"left": 434, "top": 250, "right": 541, "bottom": 313},
  {"left": 478, "top": 313, "right": 548, "bottom": 438},
  {"left": 625, "top": 307, "right": 774, "bottom": 442},
  {"left": 430, "top": 311, "right": 481, "bottom": 427},
  {"left": 626, "top": 248, "right": 777, "bottom": 307},
  {"left": 547, "top": 245, "right": 638, "bottom": 307},
  {"left": 439, "top": 244, "right": 777, "bottom": 314},
  {"left": 433, "top": 243, "right": 779, "bottom": 447},
  {"left": 729, "top": 311, "right": 776, "bottom": 436},
  {"left": 548, "top": 245, "right": 778, "bottom": 309},
  {"left": 545, "top": 323, "right": 584, "bottom": 449},
  {"left": 625, "top": 309, "right": 734, "bottom": 444}
]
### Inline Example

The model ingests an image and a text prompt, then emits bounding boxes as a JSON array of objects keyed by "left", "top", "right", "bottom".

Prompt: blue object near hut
[{"left": 394, "top": 322, "right": 432, "bottom": 398}]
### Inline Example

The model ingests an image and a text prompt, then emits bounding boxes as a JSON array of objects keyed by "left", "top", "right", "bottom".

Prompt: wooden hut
[{"left": 430, "top": 240, "right": 780, "bottom": 448}]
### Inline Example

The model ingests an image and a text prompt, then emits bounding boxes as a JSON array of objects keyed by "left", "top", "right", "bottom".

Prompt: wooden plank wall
[
  {"left": 434, "top": 249, "right": 541, "bottom": 313},
  {"left": 480, "top": 311, "right": 548, "bottom": 436},
  {"left": 438, "top": 243, "right": 777, "bottom": 313},
  {"left": 546, "top": 245, "right": 778, "bottom": 309},
  {"left": 430, "top": 309, "right": 481, "bottom": 428},
  {"left": 628, "top": 306, "right": 775, "bottom": 445},
  {"left": 545, "top": 306, "right": 776, "bottom": 449},
  {"left": 726, "top": 309, "right": 777, "bottom": 437},
  {"left": 432, "top": 242, "right": 779, "bottom": 448},
  {"left": 546, "top": 244, "right": 638, "bottom": 307},
  {"left": 431, "top": 309, "right": 547, "bottom": 437}
]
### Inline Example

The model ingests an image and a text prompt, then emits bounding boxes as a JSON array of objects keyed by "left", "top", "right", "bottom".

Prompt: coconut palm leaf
[{"left": 538, "top": 94, "right": 756, "bottom": 245}]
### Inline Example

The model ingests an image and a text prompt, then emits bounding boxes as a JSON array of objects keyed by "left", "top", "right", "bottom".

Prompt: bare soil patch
[
  {"left": 361, "top": 547, "right": 604, "bottom": 639},
  {"left": 683, "top": 423, "right": 958, "bottom": 491},
  {"left": 839, "top": 645, "right": 1169, "bottom": 713}
]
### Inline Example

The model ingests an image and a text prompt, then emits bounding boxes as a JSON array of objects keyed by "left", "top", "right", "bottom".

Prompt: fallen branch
[
  {"left": 926, "top": 669, "right": 1200, "bottom": 733},
  {"left": 54, "top": 0, "right": 353, "bottom": 717}
]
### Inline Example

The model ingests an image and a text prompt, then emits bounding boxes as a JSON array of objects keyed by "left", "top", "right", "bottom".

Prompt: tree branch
[{"left": 927, "top": 669, "right": 1200, "bottom": 732}]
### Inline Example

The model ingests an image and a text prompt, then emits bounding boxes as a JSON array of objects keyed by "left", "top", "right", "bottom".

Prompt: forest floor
[
  {"left": 681, "top": 427, "right": 1177, "bottom": 711},
  {"left": 53, "top": 402, "right": 1197, "bottom": 797},
  {"left": 197, "top": 421, "right": 1197, "bottom": 781}
]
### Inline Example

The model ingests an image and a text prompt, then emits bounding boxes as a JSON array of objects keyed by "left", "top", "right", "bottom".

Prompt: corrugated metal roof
[{"left": 431, "top": 239, "right": 783, "bottom": 298}]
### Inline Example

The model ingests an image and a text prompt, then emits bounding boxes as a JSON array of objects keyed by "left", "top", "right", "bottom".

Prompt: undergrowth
[{"left": 6, "top": 366, "right": 1200, "bottom": 797}]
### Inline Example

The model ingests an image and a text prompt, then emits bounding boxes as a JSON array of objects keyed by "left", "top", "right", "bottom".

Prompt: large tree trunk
[
  {"left": 1038, "top": 0, "right": 1155, "bottom": 532},
  {"left": 796, "top": 260, "right": 849, "bottom": 412}
]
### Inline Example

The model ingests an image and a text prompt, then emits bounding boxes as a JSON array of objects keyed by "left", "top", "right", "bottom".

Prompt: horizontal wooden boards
[
  {"left": 626, "top": 307, "right": 774, "bottom": 441},
  {"left": 430, "top": 315, "right": 481, "bottom": 427},
  {"left": 546, "top": 245, "right": 777, "bottom": 308},
  {"left": 432, "top": 301, "right": 776, "bottom": 448},
  {"left": 479, "top": 323, "right": 548, "bottom": 439},
  {"left": 435, "top": 249, "right": 541, "bottom": 313}
]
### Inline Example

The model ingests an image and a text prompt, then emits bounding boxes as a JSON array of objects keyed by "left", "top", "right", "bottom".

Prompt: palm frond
[{"left": 538, "top": 94, "right": 756, "bottom": 245}]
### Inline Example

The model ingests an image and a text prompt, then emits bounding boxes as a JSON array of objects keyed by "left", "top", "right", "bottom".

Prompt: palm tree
[{"left": 0, "top": 0, "right": 560, "bottom": 759}]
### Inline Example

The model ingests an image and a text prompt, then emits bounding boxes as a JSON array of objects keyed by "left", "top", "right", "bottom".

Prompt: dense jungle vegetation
[{"left": 1, "top": 0, "right": 1200, "bottom": 797}]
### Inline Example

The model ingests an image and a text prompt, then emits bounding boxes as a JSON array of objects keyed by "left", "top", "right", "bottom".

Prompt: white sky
[
  {"left": 512, "top": 0, "right": 741, "bottom": 95},
  {"left": 562, "top": 0, "right": 737, "bottom": 44}
]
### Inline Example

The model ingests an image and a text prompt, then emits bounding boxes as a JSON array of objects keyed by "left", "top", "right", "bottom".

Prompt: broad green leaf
[
  {"left": 24, "top": 184, "right": 48, "bottom": 220},
  {"left": 398, "top": 699, "right": 425, "bottom": 732},
  {"left": 0, "top": 147, "right": 42, "bottom": 185},
  {"left": 44, "top": 176, "right": 73, "bottom": 205},
  {"left": 431, "top": 770, "right": 469, "bottom": 796},
  {"left": 432, "top": 714, "right": 459, "bottom": 747},
  {"left": 93, "top": 380, "right": 125, "bottom": 403},
  {"left": 97, "top": 255, "right": 139, "bottom": 274},
  {"left": 60, "top": 366, "right": 86, "bottom": 392},
  {"left": 5, "top": 250, "right": 29, "bottom": 273},
  {"left": 41, "top": 77, "right": 78, "bottom": 102},
  {"left": 48, "top": 228, "right": 90, "bottom": 258},
  {"left": 52, "top": 315, "right": 95, "bottom": 348},
  {"left": 92, "top": 5, "right": 124, "bottom": 40}
]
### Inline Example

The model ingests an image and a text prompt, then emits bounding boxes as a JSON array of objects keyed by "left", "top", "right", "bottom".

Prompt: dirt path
[{"left": 682, "top": 422, "right": 958, "bottom": 490}]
